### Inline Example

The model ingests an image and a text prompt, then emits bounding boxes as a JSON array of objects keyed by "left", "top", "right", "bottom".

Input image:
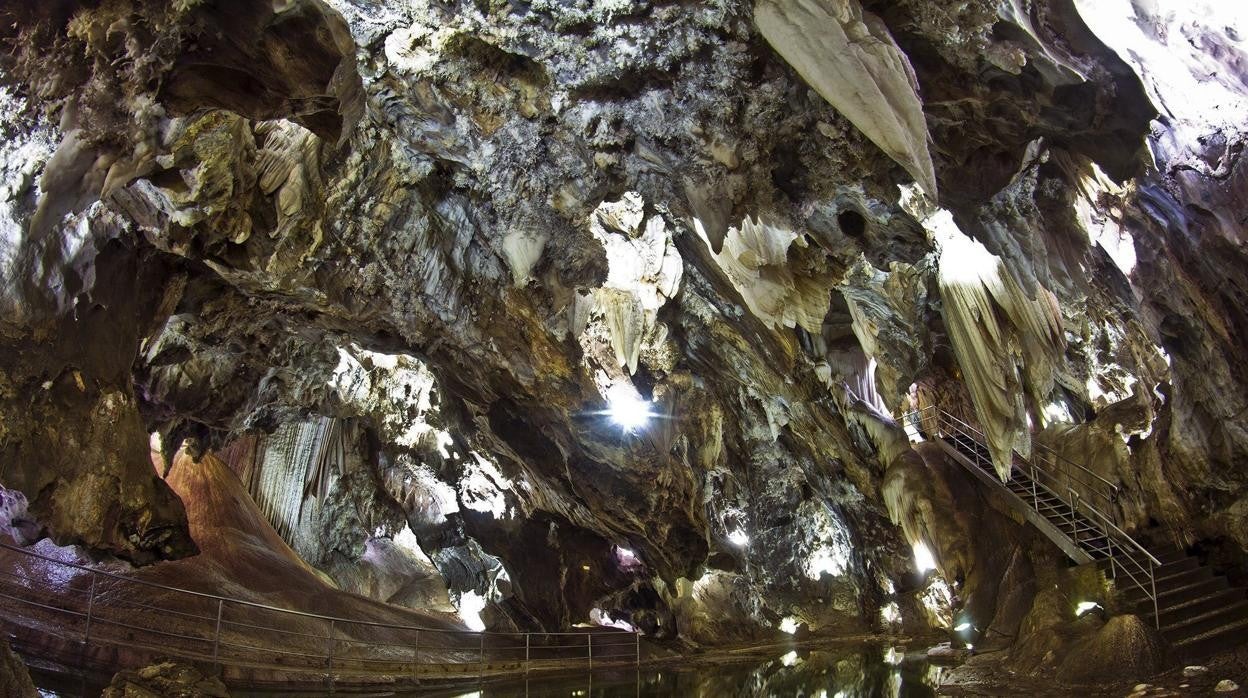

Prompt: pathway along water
[{"left": 240, "top": 643, "right": 942, "bottom": 697}]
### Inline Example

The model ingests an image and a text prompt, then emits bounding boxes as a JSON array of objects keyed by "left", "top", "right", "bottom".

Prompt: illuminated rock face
[{"left": 0, "top": 0, "right": 1247, "bottom": 666}]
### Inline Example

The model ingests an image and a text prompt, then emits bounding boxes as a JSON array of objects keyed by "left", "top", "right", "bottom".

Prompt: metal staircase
[{"left": 903, "top": 406, "right": 1248, "bottom": 661}]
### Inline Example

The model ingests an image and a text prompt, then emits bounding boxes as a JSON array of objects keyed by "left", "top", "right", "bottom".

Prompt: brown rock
[
  {"left": 102, "top": 661, "right": 229, "bottom": 698},
  {"left": 1056, "top": 615, "right": 1166, "bottom": 685},
  {"left": 0, "top": 639, "right": 38, "bottom": 698}
]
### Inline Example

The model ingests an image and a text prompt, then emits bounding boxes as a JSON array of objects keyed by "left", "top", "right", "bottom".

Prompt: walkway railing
[
  {"left": 0, "top": 541, "right": 640, "bottom": 688},
  {"left": 903, "top": 405, "right": 1162, "bottom": 627}
]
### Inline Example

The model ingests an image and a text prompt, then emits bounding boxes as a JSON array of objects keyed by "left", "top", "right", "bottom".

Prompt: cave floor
[{"left": 941, "top": 644, "right": 1248, "bottom": 696}]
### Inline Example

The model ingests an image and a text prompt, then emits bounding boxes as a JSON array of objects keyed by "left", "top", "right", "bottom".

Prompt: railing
[
  {"left": 0, "top": 541, "right": 640, "bottom": 688},
  {"left": 903, "top": 405, "right": 1162, "bottom": 627}
]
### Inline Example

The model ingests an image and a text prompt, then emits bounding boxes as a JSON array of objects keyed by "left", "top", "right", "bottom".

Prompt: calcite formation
[
  {"left": 755, "top": 0, "right": 937, "bottom": 197},
  {"left": 0, "top": 0, "right": 1246, "bottom": 681}
]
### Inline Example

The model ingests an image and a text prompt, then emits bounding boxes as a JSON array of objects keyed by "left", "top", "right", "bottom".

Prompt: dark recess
[{"left": 838, "top": 209, "right": 867, "bottom": 237}]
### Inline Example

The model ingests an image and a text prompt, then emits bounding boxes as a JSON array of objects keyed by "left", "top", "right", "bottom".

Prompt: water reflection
[{"left": 426, "top": 644, "right": 942, "bottom": 697}]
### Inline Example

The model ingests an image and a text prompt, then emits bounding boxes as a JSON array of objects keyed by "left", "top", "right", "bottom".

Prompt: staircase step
[
  {"left": 1105, "top": 560, "right": 1208, "bottom": 591},
  {"left": 1133, "top": 544, "right": 1188, "bottom": 564},
  {"left": 1169, "top": 616, "right": 1248, "bottom": 663},
  {"left": 1035, "top": 503, "right": 1073, "bottom": 516},
  {"left": 1124, "top": 576, "right": 1226, "bottom": 606},
  {"left": 1108, "top": 552, "right": 1196, "bottom": 576},
  {"left": 1161, "top": 600, "right": 1248, "bottom": 642},
  {"left": 1143, "top": 587, "right": 1246, "bottom": 627},
  {"left": 1149, "top": 546, "right": 1189, "bottom": 565},
  {"left": 1037, "top": 513, "right": 1086, "bottom": 529},
  {"left": 1155, "top": 556, "right": 1200, "bottom": 575},
  {"left": 932, "top": 430, "right": 1248, "bottom": 663},
  {"left": 1062, "top": 522, "right": 1106, "bottom": 535},
  {"left": 1153, "top": 564, "right": 1213, "bottom": 588},
  {"left": 1118, "top": 551, "right": 1193, "bottom": 574}
]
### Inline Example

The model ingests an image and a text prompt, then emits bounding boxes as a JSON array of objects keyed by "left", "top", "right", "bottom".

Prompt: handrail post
[
  {"left": 1103, "top": 520, "right": 1116, "bottom": 578},
  {"left": 635, "top": 631, "right": 640, "bottom": 666},
  {"left": 587, "top": 633, "right": 593, "bottom": 669},
  {"left": 1150, "top": 559, "right": 1160, "bottom": 629},
  {"left": 83, "top": 572, "right": 97, "bottom": 645},
  {"left": 326, "top": 619, "right": 336, "bottom": 692},
  {"left": 412, "top": 630, "right": 420, "bottom": 685},
  {"left": 524, "top": 633, "right": 530, "bottom": 672},
  {"left": 479, "top": 632, "right": 485, "bottom": 666},
  {"left": 1068, "top": 489, "right": 1078, "bottom": 544},
  {"left": 211, "top": 598, "right": 224, "bottom": 669}
]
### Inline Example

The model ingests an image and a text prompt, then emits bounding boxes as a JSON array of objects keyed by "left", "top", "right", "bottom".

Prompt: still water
[
  {"left": 34, "top": 643, "right": 943, "bottom": 697},
  {"left": 413, "top": 644, "right": 943, "bottom": 697}
]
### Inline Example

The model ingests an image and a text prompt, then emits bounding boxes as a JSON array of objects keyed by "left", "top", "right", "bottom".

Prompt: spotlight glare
[
  {"left": 913, "top": 541, "right": 936, "bottom": 573},
  {"left": 1075, "top": 601, "right": 1102, "bottom": 617},
  {"left": 606, "top": 384, "right": 653, "bottom": 430}
]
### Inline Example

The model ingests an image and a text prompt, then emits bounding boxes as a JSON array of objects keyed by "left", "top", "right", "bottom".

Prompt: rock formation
[
  {"left": 0, "top": 639, "right": 37, "bottom": 698},
  {"left": 0, "top": 0, "right": 1246, "bottom": 688}
]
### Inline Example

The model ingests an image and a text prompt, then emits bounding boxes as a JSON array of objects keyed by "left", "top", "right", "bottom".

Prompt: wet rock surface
[
  {"left": 102, "top": 661, "right": 230, "bottom": 698},
  {"left": 0, "top": 1, "right": 1245, "bottom": 689},
  {"left": 0, "top": 638, "right": 38, "bottom": 698},
  {"left": 943, "top": 642, "right": 1248, "bottom": 697}
]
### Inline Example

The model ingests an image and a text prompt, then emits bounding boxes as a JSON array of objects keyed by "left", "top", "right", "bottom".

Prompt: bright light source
[
  {"left": 780, "top": 650, "right": 799, "bottom": 667},
  {"left": 954, "top": 622, "right": 972, "bottom": 632},
  {"left": 728, "top": 529, "right": 750, "bottom": 547},
  {"left": 779, "top": 617, "right": 799, "bottom": 634},
  {"left": 881, "top": 602, "right": 902, "bottom": 625},
  {"left": 1075, "top": 601, "right": 1102, "bottom": 617},
  {"left": 606, "top": 383, "right": 654, "bottom": 430},
  {"left": 455, "top": 590, "right": 487, "bottom": 632},
  {"left": 615, "top": 545, "right": 643, "bottom": 570},
  {"left": 965, "top": 643, "right": 973, "bottom": 651},
  {"left": 913, "top": 541, "right": 936, "bottom": 573},
  {"left": 884, "top": 647, "right": 903, "bottom": 665},
  {"left": 805, "top": 542, "right": 850, "bottom": 579}
]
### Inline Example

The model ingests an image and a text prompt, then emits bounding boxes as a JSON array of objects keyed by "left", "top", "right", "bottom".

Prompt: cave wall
[{"left": 0, "top": 0, "right": 1246, "bottom": 654}]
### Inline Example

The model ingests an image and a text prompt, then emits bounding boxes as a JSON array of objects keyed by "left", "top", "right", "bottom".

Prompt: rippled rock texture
[
  {"left": 0, "top": 638, "right": 38, "bottom": 698},
  {"left": 0, "top": 0, "right": 1246, "bottom": 665}
]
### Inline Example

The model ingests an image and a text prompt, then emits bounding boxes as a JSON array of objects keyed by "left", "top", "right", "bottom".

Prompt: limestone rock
[
  {"left": 0, "top": 639, "right": 37, "bottom": 698},
  {"left": 755, "top": 0, "right": 937, "bottom": 197},
  {"left": 102, "top": 661, "right": 229, "bottom": 698},
  {"left": 1056, "top": 615, "right": 1166, "bottom": 685},
  {"left": 0, "top": 0, "right": 1247, "bottom": 672}
]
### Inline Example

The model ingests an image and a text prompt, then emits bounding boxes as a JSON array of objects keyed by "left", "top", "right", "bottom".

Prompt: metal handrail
[
  {"left": 923, "top": 407, "right": 1120, "bottom": 510},
  {"left": 0, "top": 540, "right": 641, "bottom": 687},
  {"left": 903, "top": 405, "right": 1161, "bottom": 627}
]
